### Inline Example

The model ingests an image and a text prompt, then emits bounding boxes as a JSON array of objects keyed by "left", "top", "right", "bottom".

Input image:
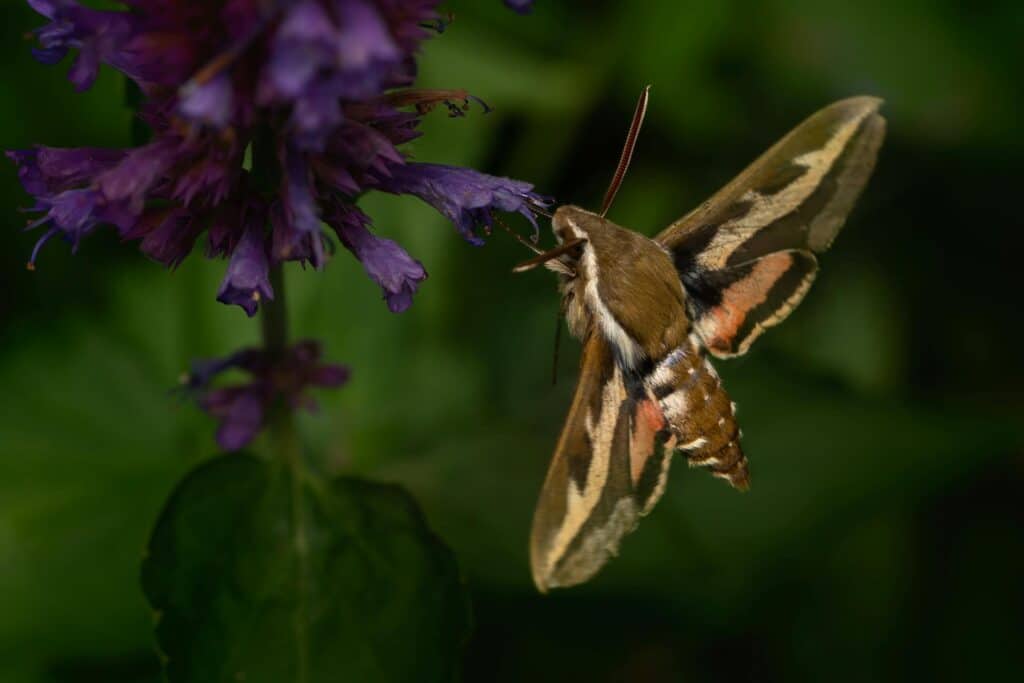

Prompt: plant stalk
[
  {"left": 261, "top": 263, "right": 289, "bottom": 355},
  {"left": 260, "top": 263, "right": 300, "bottom": 465},
  {"left": 260, "top": 261, "right": 310, "bottom": 680}
]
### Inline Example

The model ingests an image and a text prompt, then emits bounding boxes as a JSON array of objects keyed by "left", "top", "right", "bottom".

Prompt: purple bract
[
  {"left": 184, "top": 340, "right": 350, "bottom": 450},
  {"left": 504, "top": 0, "right": 535, "bottom": 15}
]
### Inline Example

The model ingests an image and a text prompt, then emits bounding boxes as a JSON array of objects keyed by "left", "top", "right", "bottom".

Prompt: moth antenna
[
  {"left": 599, "top": 85, "right": 650, "bottom": 217},
  {"left": 494, "top": 212, "right": 544, "bottom": 255}
]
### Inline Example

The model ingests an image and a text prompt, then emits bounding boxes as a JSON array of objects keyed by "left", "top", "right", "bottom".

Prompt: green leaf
[{"left": 141, "top": 455, "right": 471, "bottom": 683}]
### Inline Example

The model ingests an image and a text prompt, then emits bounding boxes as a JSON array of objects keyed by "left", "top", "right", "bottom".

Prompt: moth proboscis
[{"left": 518, "top": 88, "right": 886, "bottom": 592}]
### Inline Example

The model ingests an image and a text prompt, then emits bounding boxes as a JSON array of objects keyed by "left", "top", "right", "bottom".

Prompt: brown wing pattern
[
  {"left": 688, "top": 249, "right": 818, "bottom": 357},
  {"left": 529, "top": 334, "right": 676, "bottom": 591},
  {"left": 657, "top": 97, "right": 886, "bottom": 357}
]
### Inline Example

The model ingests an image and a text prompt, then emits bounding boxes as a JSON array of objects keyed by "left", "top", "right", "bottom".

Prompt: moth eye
[{"left": 556, "top": 241, "right": 585, "bottom": 271}]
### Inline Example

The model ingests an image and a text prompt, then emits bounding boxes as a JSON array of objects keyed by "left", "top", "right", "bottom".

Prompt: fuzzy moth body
[{"left": 526, "top": 96, "right": 886, "bottom": 591}]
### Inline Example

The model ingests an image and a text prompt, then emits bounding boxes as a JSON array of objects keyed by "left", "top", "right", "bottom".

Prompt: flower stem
[
  {"left": 261, "top": 263, "right": 288, "bottom": 354},
  {"left": 260, "top": 262, "right": 310, "bottom": 680},
  {"left": 253, "top": 124, "right": 297, "bottom": 463},
  {"left": 261, "top": 263, "right": 300, "bottom": 464}
]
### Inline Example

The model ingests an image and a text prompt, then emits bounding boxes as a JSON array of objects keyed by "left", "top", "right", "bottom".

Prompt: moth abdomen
[
  {"left": 683, "top": 362, "right": 749, "bottom": 490},
  {"left": 649, "top": 340, "right": 750, "bottom": 491}
]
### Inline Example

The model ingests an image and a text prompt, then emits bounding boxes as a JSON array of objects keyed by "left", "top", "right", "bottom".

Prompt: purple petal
[
  {"left": 261, "top": 0, "right": 403, "bottom": 148},
  {"left": 68, "top": 42, "right": 101, "bottom": 91},
  {"left": 216, "top": 222, "right": 273, "bottom": 317},
  {"left": 313, "top": 161, "right": 360, "bottom": 196},
  {"left": 377, "top": 162, "right": 550, "bottom": 245},
  {"left": 272, "top": 145, "right": 323, "bottom": 265},
  {"left": 323, "top": 120, "right": 406, "bottom": 184},
  {"left": 334, "top": 0, "right": 402, "bottom": 76},
  {"left": 289, "top": 340, "right": 321, "bottom": 364},
  {"left": 375, "top": 0, "right": 441, "bottom": 52},
  {"left": 27, "top": 0, "right": 141, "bottom": 91},
  {"left": 179, "top": 73, "right": 234, "bottom": 128},
  {"left": 97, "top": 137, "right": 182, "bottom": 209},
  {"left": 185, "top": 340, "right": 347, "bottom": 450},
  {"left": 118, "top": 30, "right": 203, "bottom": 89},
  {"left": 31, "top": 45, "right": 69, "bottom": 65},
  {"left": 310, "top": 363, "right": 350, "bottom": 388},
  {"left": 127, "top": 209, "right": 201, "bottom": 268},
  {"left": 184, "top": 360, "right": 233, "bottom": 392},
  {"left": 20, "top": 188, "right": 104, "bottom": 267},
  {"left": 6, "top": 146, "right": 125, "bottom": 196},
  {"left": 94, "top": 199, "right": 138, "bottom": 234},
  {"left": 284, "top": 340, "right": 349, "bottom": 391},
  {"left": 26, "top": 0, "right": 61, "bottom": 19},
  {"left": 207, "top": 202, "right": 244, "bottom": 258},
  {"left": 183, "top": 346, "right": 267, "bottom": 392},
  {"left": 289, "top": 80, "right": 345, "bottom": 152},
  {"left": 262, "top": 0, "right": 337, "bottom": 100},
  {"left": 172, "top": 151, "right": 239, "bottom": 207},
  {"left": 330, "top": 205, "right": 427, "bottom": 313},
  {"left": 7, "top": 144, "right": 136, "bottom": 266},
  {"left": 504, "top": 0, "right": 535, "bottom": 15},
  {"left": 283, "top": 147, "right": 320, "bottom": 234},
  {"left": 45, "top": 188, "right": 100, "bottom": 240},
  {"left": 201, "top": 386, "right": 266, "bottom": 451}
]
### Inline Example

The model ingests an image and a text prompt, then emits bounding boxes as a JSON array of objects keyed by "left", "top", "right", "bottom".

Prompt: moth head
[
  {"left": 511, "top": 205, "right": 593, "bottom": 276},
  {"left": 512, "top": 85, "right": 651, "bottom": 278},
  {"left": 551, "top": 204, "right": 594, "bottom": 244}
]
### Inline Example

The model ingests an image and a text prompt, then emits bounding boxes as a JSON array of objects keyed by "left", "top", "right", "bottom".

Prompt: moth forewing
[
  {"left": 657, "top": 96, "right": 886, "bottom": 267},
  {"left": 529, "top": 334, "right": 636, "bottom": 591},
  {"left": 804, "top": 111, "right": 885, "bottom": 252}
]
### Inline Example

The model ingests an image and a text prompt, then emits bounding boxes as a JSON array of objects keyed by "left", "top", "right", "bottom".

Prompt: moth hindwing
[{"left": 527, "top": 96, "right": 885, "bottom": 591}]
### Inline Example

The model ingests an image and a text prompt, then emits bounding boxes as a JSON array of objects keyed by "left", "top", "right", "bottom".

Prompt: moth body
[{"left": 527, "top": 96, "right": 886, "bottom": 592}]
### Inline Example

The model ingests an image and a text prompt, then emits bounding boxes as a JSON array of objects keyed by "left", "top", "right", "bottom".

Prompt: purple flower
[
  {"left": 217, "top": 215, "right": 273, "bottom": 317},
  {"left": 27, "top": 0, "right": 141, "bottom": 91},
  {"left": 331, "top": 204, "right": 426, "bottom": 312},
  {"left": 378, "top": 162, "right": 546, "bottom": 245},
  {"left": 179, "top": 74, "right": 234, "bottom": 129},
  {"left": 202, "top": 387, "right": 266, "bottom": 451},
  {"left": 273, "top": 144, "right": 325, "bottom": 265},
  {"left": 7, "top": 146, "right": 124, "bottom": 196},
  {"left": 121, "top": 207, "right": 202, "bottom": 268},
  {"left": 185, "top": 340, "right": 350, "bottom": 451},
  {"left": 504, "top": 0, "right": 535, "bottom": 14},
  {"left": 259, "top": 0, "right": 408, "bottom": 152},
  {"left": 10, "top": 0, "right": 550, "bottom": 313}
]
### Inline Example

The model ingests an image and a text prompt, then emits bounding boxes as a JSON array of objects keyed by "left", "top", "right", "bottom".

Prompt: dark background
[{"left": 1, "top": 1, "right": 1022, "bottom": 681}]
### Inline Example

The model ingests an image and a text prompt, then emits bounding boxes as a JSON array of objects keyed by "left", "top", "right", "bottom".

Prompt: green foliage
[{"left": 142, "top": 455, "right": 470, "bottom": 683}]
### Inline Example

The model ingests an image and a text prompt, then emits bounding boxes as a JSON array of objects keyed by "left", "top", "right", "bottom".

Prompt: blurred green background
[{"left": 2, "top": 1, "right": 1023, "bottom": 681}]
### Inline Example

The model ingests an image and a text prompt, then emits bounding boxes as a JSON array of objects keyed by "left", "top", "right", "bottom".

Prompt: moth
[{"left": 515, "top": 89, "right": 886, "bottom": 592}]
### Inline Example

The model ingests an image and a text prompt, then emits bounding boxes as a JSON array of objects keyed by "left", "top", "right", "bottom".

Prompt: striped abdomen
[{"left": 646, "top": 336, "right": 750, "bottom": 490}]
